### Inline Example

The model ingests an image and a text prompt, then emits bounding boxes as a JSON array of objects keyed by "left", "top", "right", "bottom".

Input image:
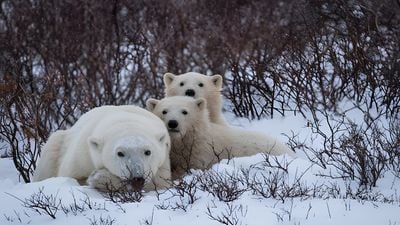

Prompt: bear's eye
[
  {"left": 180, "top": 82, "right": 184, "bottom": 87},
  {"left": 198, "top": 82, "right": 204, "bottom": 87},
  {"left": 144, "top": 150, "right": 151, "bottom": 156},
  {"left": 182, "top": 110, "right": 188, "bottom": 115},
  {"left": 117, "top": 151, "right": 125, "bottom": 157},
  {"left": 162, "top": 110, "right": 167, "bottom": 115}
]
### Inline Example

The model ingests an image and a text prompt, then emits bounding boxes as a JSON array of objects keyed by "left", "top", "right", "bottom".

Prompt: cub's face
[
  {"left": 88, "top": 132, "right": 169, "bottom": 190},
  {"left": 146, "top": 96, "right": 206, "bottom": 138},
  {"left": 164, "top": 72, "right": 222, "bottom": 100}
]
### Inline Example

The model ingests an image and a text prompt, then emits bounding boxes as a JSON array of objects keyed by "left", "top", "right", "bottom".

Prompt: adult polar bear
[
  {"left": 146, "top": 96, "right": 295, "bottom": 179},
  {"left": 33, "top": 105, "right": 171, "bottom": 192},
  {"left": 164, "top": 72, "right": 228, "bottom": 126}
]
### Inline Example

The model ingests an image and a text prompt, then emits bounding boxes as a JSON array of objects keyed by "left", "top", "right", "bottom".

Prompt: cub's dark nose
[
  {"left": 185, "top": 89, "right": 195, "bottom": 97},
  {"left": 168, "top": 120, "right": 178, "bottom": 129},
  {"left": 131, "top": 177, "right": 145, "bottom": 191}
]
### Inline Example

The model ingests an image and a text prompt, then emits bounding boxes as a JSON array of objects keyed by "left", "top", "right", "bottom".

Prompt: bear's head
[
  {"left": 164, "top": 72, "right": 223, "bottom": 100},
  {"left": 88, "top": 114, "right": 170, "bottom": 191},
  {"left": 146, "top": 96, "right": 209, "bottom": 138}
]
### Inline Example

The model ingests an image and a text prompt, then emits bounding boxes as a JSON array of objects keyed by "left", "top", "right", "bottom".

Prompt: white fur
[
  {"left": 163, "top": 72, "right": 228, "bottom": 125},
  {"left": 33, "top": 105, "right": 171, "bottom": 191},
  {"left": 146, "top": 96, "right": 295, "bottom": 179}
]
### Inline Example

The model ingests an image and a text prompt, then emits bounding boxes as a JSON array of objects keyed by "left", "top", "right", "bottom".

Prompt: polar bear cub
[
  {"left": 33, "top": 105, "right": 171, "bottom": 192},
  {"left": 146, "top": 96, "right": 295, "bottom": 179},
  {"left": 163, "top": 72, "right": 228, "bottom": 125}
]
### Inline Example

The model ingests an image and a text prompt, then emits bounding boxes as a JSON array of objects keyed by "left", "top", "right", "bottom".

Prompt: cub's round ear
[
  {"left": 88, "top": 137, "right": 103, "bottom": 152},
  {"left": 195, "top": 98, "right": 206, "bottom": 111},
  {"left": 146, "top": 98, "right": 160, "bottom": 111},
  {"left": 210, "top": 74, "right": 223, "bottom": 88},
  {"left": 163, "top": 73, "right": 176, "bottom": 86}
]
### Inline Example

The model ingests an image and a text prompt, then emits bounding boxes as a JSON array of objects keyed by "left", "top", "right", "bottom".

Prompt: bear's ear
[
  {"left": 195, "top": 98, "right": 206, "bottom": 111},
  {"left": 88, "top": 137, "right": 103, "bottom": 152},
  {"left": 163, "top": 73, "right": 176, "bottom": 86},
  {"left": 210, "top": 74, "right": 223, "bottom": 88},
  {"left": 146, "top": 98, "right": 160, "bottom": 112}
]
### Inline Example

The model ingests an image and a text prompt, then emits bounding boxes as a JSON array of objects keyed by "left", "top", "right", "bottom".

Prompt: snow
[{"left": 0, "top": 111, "right": 399, "bottom": 225}]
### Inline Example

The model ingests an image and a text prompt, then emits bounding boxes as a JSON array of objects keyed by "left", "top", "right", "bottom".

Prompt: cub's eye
[
  {"left": 198, "top": 83, "right": 204, "bottom": 87},
  {"left": 180, "top": 82, "right": 184, "bottom": 87},
  {"left": 162, "top": 110, "right": 167, "bottom": 115},
  {"left": 182, "top": 110, "right": 188, "bottom": 115},
  {"left": 144, "top": 150, "right": 151, "bottom": 156},
  {"left": 117, "top": 151, "right": 125, "bottom": 157}
]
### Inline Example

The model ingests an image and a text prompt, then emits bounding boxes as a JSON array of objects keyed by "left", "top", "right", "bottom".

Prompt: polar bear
[
  {"left": 33, "top": 105, "right": 171, "bottom": 192},
  {"left": 163, "top": 72, "right": 228, "bottom": 126},
  {"left": 146, "top": 96, "right": 295, "bottom": 179}
]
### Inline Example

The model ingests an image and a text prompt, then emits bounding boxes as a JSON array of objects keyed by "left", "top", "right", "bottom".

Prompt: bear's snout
[
  {"left": 168, "top": 120, "right": 179, "bottom": 129},
  {"left": 130, "top": 177, "right": 145, "bottom": 191},
  {"left": 185, "top": 89, "right": 195, "bottom": 97}
]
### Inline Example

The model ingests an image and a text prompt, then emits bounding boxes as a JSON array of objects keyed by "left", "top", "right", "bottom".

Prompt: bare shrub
[
  {"left": 88, "top": 215, "right": 117, "bottom": 225},
  {"left": 140, "top": 208, "right": 155, "bottom": 225},
  {"left": 258, "top": 153, "right": 295, "bottom": 173},
  {"left": 103, "top": 189, "right": 143, "bottom": 204},
  {"left": 206, "top": 202, "right": 248, "bottom": 225},
  {"left": 384, "top": 121, "right": 400, "bottom": 178},
  {"left": 292, "top": 109, "right": 400, "bottom": 189},
  {"left": 272, "top": 198, "right": 295, "bottom": 222},
  {"left": 2, "top": 210, "right": 31, "bottom": 224},
  {"left": 98, "top": 178, "right": 144, "bottom": 204},
  {"left": 61, "top": 191, "right": 108, "bottom": 215},
  {"left": 60, "top": 192, "right": 86, "bottom": 216},
  {"left": 198, "top": 170, "right": 247, "bottom": 202},
  {"left": 223, "top": 0, "right": 400, "bottom": 119},
  {"left": 245, "top": 154, "right": 313, "bottom": 201},
  {"left": 7, "top": 188, "right": 108, "bottom": 220},
  {"left": 7, "top": 187, "right": 61, "bottom": 219},
  {"left": 156, "top": 177, "right": 199, "bottom": 211},
  {"left": 248, "top": 168, "right": 313, "bottom": 202}
]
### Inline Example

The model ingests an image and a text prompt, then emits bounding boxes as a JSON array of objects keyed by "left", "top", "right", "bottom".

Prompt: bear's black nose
[
  {"left": 168, "top": 120, "right": 179, "bottom": 129},
  {"left": 131, "top": 177, "right": 145, "bottom": 191},
  {"left": 185, "top": 89, "right": 195, "bottom": 97}
]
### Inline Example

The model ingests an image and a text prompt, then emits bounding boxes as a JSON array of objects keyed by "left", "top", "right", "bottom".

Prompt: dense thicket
[{"left": 1, "top": 0, "right": 399, "bottom": 182}]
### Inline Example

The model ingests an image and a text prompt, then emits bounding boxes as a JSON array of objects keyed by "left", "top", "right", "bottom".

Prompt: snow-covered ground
[{"left": 1, "top": 111, "right": 399, "bottom": 225}]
